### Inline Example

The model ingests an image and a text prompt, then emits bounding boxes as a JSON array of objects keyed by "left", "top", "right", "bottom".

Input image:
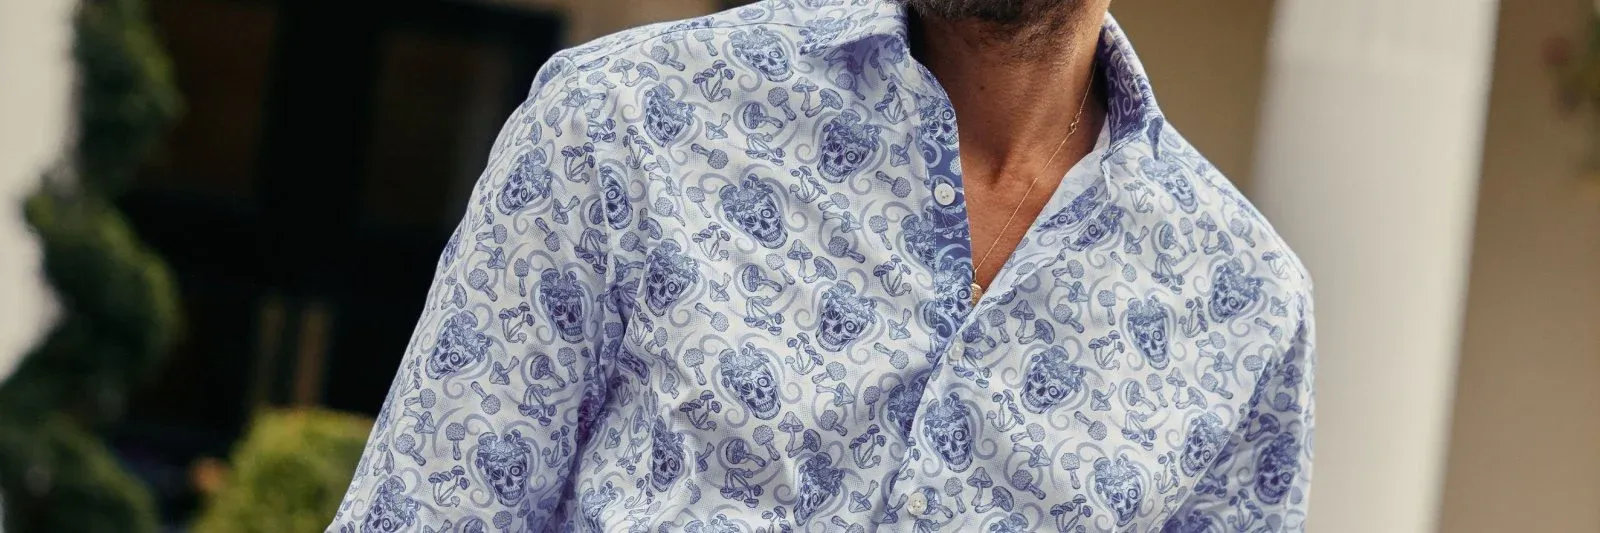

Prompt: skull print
[
  {"left": 1066, "top": 205, "right": 1126, "bottom": 252},
  {"left": 920, "top": 392, "right": 976, "bottom": 472},
  {"left": 1039, "top": 181, "right": 1109, "bottom": 231},
  {"left": 538, "top": 269, "right": 589, "bottom": 343},
  {"left": 643, "top": 84, "right": 696, "bottom": 146},
  {"left": 1021, "top": 345, "right": 1086, "bottom": 413},
  {"left": 1254, "top": 431, "right": 1301, "bottom": 505},
  {"left": 886, "top": 370, "right": 932, "bottom": 439},
  {"left": 816, "top": 282, "right": 877, "bottom": 352},
  {"left": 496, "top": 148, "right": 555, "bottom": 215},
  {"left": 649, "top": 418, "right": 686, "bottom": 491},
  {"left": 794, "top": 452, "right": 844, "bottom": 524},
  {"left": 474, "top": 430, "right": 534, "bottom": 507},
  {"left": 645, "top": 240, "right": 699, "bottom": 315},
  {"left": 916, "top": 96, "right": 959, "bottom": 150},
  {"left": 1093, "top": 455, "right": 1145, "bottom": 527},
  {"left": 719, "top": 174, "right": 788, "bottom": 248},
  {"left": 588, "top": 164, "right": 633, "bottom": 230},
  {"left": 899, "top": 214, "right": 938, "bottom": 267},
  {"left": 1124, "top": 296, "right": 1174, "bottom": 369},
  {"left": 717, "top": 342, "right": 781, "bottom": 420},
  {"left": 1209, "top": 259, "right": 1263, "bottom": 322},
  {"left": 329, "top": 4, "right": 1321, "bottom": 529},
  {"left": 579, "top": 482, "right": 621, "bottom": 532},
  {"left": 1180, "top": 413, "right": 1230, "bottom": 477},
  {"left": 1143, "top": 156, "right": 1198, "bottom": 213},
  {"left": 361, "top": 476, "right": 418, "bottom": 533},
  {"left": 918, "top": 264, "right": 971, "bottom": 340},
  {"left": 426, "top": 312, "right": 491, "bottom": 379},
  {"left": 817, "top": 110, "right": 882, "bottom": 183},
  {"left": 730, "top": 27, "right": 794, "bottom": 82}
]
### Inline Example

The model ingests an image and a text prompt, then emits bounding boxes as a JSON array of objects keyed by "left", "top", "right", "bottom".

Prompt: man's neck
[{"left": 908, "top": 4, "right": 1109, "bottom": 187}]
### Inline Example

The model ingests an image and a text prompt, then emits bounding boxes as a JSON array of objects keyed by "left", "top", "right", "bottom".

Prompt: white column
[
  {"left": 1249, "top": 0, "right": 1500, "bottom": 531},
  {"left": 0, "top": 0, "right": 71, "bottom": 382}
]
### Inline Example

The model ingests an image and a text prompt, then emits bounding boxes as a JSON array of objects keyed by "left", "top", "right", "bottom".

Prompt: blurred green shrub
[
  {"left": 0, "top": 417, "right": 160, "bottom": 533},
  {"left": 2, "top": 189, "right": 179, "bottom": 422},
  {"left": 0, "top": 0, "right": 182, "bottom": 530},
  {"left": 191, "top": 409, "right": 373, "bottom": 533},
  {"left": 76, "top": 0, "right": 183, "bottom": 194}
]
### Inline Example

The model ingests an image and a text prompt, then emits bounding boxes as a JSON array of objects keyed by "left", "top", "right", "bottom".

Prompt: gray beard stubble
[{"left": 896, "top": 0, "right": 1089, "bottom": 59}]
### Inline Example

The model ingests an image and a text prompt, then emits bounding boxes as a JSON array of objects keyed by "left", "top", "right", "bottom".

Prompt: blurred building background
[{"left": 0, "top": 0, "right": 1596, "bottom": 531}]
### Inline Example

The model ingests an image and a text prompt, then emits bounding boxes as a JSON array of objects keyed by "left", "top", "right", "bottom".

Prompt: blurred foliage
[
  {"left": 191, "top": 409, "right": 373, "bottom": 533},
  {"left": 1, "top": 189, "right": 179, "bottom": 422},
  {"left": 0, "top": 0, "right": 182, "bottom": 530},
  {"left": 76, "top": 0, "right": 182, "bottom": 193},
  {"left": 0, "top": 417, "right": 160, "bottom": 533}
]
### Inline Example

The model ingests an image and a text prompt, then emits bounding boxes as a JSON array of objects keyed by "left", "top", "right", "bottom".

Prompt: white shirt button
[
  {"left": 932, "top": 182, "right": 957, "bottom": 206},
  {"left": 906, "top": 491, "right": 929, "bottom": 516}
]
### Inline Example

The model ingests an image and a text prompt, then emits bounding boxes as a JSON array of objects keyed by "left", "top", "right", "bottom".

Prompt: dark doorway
[{"left": 113, "top": 0, "right": 564, "bottom": 523}]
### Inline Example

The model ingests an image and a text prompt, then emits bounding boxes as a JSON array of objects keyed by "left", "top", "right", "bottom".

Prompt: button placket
[
  {"left": 906, "top": 490, "right": 929, "bottom": 516},
  {"left": 932, "top": 182, "right": 957, "bottom": 206}
]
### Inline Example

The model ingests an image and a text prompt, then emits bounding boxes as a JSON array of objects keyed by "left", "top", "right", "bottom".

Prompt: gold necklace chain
[{"left": 970, "top": 66, "right": 1095, "bottom": 306}]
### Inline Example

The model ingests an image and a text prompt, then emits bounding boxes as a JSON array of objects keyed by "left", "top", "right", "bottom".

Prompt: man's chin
[{"left": 895, "top": 0, "right": 1084, "bottom": 26}]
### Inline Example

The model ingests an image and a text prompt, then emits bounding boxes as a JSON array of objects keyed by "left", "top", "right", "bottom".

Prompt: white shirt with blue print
[{"left": 330, "top": 1, "right": 1316, "bottom": 532}]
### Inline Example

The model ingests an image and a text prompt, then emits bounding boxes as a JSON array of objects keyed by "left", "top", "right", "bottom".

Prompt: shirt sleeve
[
  {"left": 328, "top": 52, "right": 619, "bottom": 532},
  {"left": 1164, "top": 301, "right": 1316, "bottom": 532}
]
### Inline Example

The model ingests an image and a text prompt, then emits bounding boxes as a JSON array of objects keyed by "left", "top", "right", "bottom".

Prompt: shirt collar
[{"left": 824, "top": 1, "right": 1165, "bottom": 152}]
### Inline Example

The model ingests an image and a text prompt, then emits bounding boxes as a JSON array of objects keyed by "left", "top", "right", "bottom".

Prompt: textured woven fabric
[{"left": 331, "top": 2, "right": 1315, "bottom": 531}]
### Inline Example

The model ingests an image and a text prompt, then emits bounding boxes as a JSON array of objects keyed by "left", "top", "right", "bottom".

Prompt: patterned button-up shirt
[{"left": 330, "top": 1, "right": 1316, "bottom": 531}]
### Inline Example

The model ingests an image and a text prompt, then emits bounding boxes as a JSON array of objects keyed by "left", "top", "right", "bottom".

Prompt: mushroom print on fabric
[{"left": 329, "top": 2, "right": 1316, "bottom": 532}]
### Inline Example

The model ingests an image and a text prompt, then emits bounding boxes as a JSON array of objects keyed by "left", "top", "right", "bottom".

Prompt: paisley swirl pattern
[{"left": 330, "top": 1, "right": 1316, "bottom": 532}]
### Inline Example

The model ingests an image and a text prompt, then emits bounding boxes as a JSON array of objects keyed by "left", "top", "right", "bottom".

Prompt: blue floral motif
[{"left": 331, "top": 3, "right": 1316, "bottom": 532}]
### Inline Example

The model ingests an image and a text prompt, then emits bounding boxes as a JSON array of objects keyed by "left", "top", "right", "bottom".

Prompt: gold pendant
[{"left": 970, "top": 282, "right": 984, "bottom": 306}]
